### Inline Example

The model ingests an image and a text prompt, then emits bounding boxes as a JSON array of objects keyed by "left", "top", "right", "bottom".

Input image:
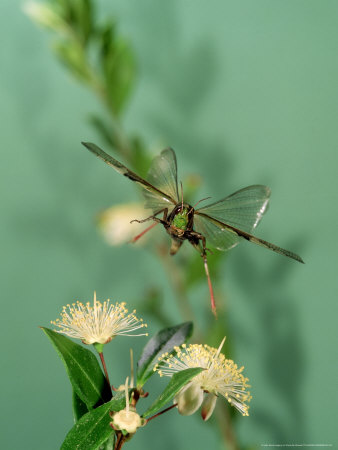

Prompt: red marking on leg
[
  {"left": 203, "top": 257, "right": 217, "bottom": 318},
  {"left": 130, "top": 222, "right": 158, "bottom": 243}
]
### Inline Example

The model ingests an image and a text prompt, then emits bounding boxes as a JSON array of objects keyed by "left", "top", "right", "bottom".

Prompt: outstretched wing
[
  {"left": 196, "top": 185, "right": 271, "bottom": 232},
  {"left": 194, "top": 185, "right": 270, "bottom": 251},
  {"left": 143, "top": 148, "right": 180, "bottom": 212},
  {"left": 194, "top": 185, "right": 303, "bottom": 263},
  {"left": 82, "top": 142, "right": 177, "bottom": 208},
  {"left": 194, "top": 214, "right": 304, "bottom": 264},
  {"left": 193, "top": 212, "right": 242, "bottom": 251}
]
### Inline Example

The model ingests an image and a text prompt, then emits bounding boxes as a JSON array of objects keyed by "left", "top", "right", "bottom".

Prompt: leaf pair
[
  {"left": 43, "top": 321, "right": 201, "bottom": 449},
  {"left": 62, "top": 366, "right": 204, "bottom": 450}
]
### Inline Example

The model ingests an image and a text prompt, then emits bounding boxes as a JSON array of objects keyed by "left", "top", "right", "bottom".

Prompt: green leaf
[
  {"left": 100, "top": 434, "right": 115, "bottom": 450},
  {"left": 88, "top": 115, "right": 117, "bottom": 149},
  {"left": 130, "top": 137, "right": 152, "bottom": 176},
  {"left": 73, "top": 390, "right": 89, "bottom": 422},
  {"left": 61, "top": 392, "right": 126, "bottom": 450},
  {"left": 53, "top": 41, "right": 90, "bottom": 82},
  {"left": 100, "top": 34, "right": 136, "bottom": 115},
  {"left": 42, "top": 328, "right": 111, "bottom": 409},
  {"left": 142, "top": 367, "right": 204, "bottom": 418},
  {"left": 73, "top": 0, "right": 94, "bottom": 45},
  {"left": 136, "top": 322, "right": 193, "bottom": 388},
  {"left": 56, "top": 0, "right": 93, "bottom": 44}
]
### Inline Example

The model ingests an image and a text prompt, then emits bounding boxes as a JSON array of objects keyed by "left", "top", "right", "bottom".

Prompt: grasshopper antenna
[
  {"left": 189, "top": 197, "right": 212, "bottom": 214},
  {"left": 193, "top": 197, "right": 212, "bottom": 208}
]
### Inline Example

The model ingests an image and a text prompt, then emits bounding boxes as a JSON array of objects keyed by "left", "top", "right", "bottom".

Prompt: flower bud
[{"left": 175, "top": 382, "right": 204, "bottom": 416}]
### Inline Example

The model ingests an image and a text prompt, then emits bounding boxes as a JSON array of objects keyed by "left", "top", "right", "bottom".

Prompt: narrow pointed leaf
[
  {"left": 61, "top": 392, "right": 126, "bottom": 450},
  {"left": 88, "top": 115, "right": 116, "bottom": 149},
  {"left": 136, "top": 322, "right": 193, "bottom": 387},
  {"left": 73, "top": 390, "right": 89, "bottom": 422},
  {"left": 142, "top": 367, "right": 204, "bottom": 418},
  {"left": 42, "top": 328, "right": 111, "bottom": 409}
]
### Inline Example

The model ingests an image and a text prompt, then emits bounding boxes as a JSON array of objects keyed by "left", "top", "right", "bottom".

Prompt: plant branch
[
  {"left": 146, "top": 403, "right": 178, "bottom": 423},
  {"left": 155, "top": 244, "right": 196, "bottom": 323},
  {"left": 29, "top": 4, "right": 242, "bottom": 449},
  {"left": 114, "top": 432, "right": 126, "bottom": 450}
]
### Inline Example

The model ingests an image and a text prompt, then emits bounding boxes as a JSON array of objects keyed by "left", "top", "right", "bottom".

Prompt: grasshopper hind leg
[{"left": 189, "top": 231, "right": 217, "bottom": 317}]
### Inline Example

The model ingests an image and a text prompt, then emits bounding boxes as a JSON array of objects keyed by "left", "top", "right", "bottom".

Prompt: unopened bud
[{"left": 175, "top": 382, "right": 204, "bottom": 416}]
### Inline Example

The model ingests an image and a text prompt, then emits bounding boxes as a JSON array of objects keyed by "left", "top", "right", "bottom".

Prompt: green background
[{"left": 1, "top": 0, "right": 337, "bottom": 448}]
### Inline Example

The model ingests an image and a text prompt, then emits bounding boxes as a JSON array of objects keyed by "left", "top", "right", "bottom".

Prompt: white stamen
[
  {"left": 51, "top": 293, "right": 148, "bottom": 344},
  {"left": 125, "top": 377, "right": 129, "bottom": 413},
  {"left": 215, "top": 336, "right": 226, "bottom": 359},
  {"left": 154, "top": 339, "right": 251, "bottom": 417},
  {"left": 130, "top": 349, "right": 134, "bottom": 388}
]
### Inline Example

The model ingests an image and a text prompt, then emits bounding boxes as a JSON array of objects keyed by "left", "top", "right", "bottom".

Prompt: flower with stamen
[
  {"left": 154, "top": 337, "right": 251, "bottom": 420},
  {"left": 110, "top": 377, "right": 146, "bottom": 435},
  {"left": 51, "top": 292, "right": 148, "bottom": 345}
]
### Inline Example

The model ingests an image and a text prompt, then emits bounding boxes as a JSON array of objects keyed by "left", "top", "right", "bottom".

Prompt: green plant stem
[
  {"left": 56, "top": 18, "right": 132, "bottom": 161},
  {"left": 99, "top": 351, "right": 112, "bottom": 395},
  {"left": 216, "top": 404, "right": 239, "bottom": 450},
  {"left": 156, "top": 244, "right": 196, "bottom": 323},
  {"left": 41, "top": 8, "right": 240, "bottom": 448}
]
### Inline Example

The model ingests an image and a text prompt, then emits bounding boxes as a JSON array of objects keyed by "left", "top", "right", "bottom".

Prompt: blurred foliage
[
  {"left": 27, "top": 0, "right": 228, "bottom": 332},
  {"left": 26, "top": 0, "right": 135, "bottom": 116},
  {"left": 26, "top": 1, "right": 250, "bottom": 449}
]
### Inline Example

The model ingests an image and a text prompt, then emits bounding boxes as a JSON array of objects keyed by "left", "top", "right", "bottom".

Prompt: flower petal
[{"left": 201, "top": 393, "right": 217, "bottom": 421}]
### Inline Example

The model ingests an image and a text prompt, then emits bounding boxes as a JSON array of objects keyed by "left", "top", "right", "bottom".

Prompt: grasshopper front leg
[
  {"left": 130, "top": 208, "right": 168, "bottom": 243},
  {"left": 131, "top": 208, "right": 168, "bottom": 226}
]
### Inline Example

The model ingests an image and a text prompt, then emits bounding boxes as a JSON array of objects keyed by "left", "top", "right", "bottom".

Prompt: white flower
[
  {"left": 52, "top": 292, "right": 148, "bottom": 344},
  {"left": 98, "top": 203, "right": 153, "bottom": 246},
  {"left": 154, "top": 338, "right": 251, "bottom": 419},
  {"left": 111, "top": 377, "right": 145, "bottom": 435}
]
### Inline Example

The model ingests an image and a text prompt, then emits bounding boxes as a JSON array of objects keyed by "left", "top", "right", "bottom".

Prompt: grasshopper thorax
[{"left": 168, "top": 203, "right": 194, "bottom": 232}]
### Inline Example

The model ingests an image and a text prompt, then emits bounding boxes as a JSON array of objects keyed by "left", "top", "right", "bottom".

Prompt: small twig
[
  {"left": 114, "top": 432, "right": 125, "bottom": 450},
  {"left": 146, "top": 403, "right": 178, "bottom": 423}
]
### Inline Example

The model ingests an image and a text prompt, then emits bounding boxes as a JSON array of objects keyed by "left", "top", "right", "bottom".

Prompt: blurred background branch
[
  {"left": 25, "top": 1, "right": 242, "bottom": 448},
  {"left": 18, "top": 0, "right": 322, "bottom": 448}
]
